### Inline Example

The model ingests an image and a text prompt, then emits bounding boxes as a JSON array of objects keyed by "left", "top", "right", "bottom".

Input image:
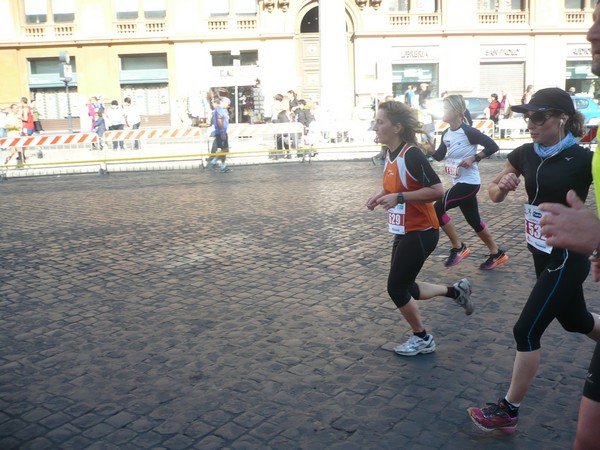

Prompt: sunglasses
[{"left": 523, "top": 111, "right": 560, "bottom": 126}]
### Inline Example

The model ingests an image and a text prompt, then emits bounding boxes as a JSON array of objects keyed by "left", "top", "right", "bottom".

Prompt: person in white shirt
[{"left": 124, "top": 97, "right": 142, "bottom": 150}]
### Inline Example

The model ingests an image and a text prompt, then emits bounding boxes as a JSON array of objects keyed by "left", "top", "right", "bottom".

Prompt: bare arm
[
  {"left": 376, "top": 183, "right": 444, "bottom": 210},
  {"left": 488, "top": 160, "right": 520, "bottom": 203}
]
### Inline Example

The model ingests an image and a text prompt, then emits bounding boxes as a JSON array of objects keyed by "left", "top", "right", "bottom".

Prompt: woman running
[
  {"left": 467, "top": 87, "right": 600, "bottom": 433},
  {"left": 366, "top": 101, "right": 473, "bottom": 357},
  {"left": 428, "top": 94, "right": 508, "bottom": 270}
]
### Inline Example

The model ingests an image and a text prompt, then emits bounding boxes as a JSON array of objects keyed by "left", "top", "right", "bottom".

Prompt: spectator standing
[
  {"left": 4, "top": 104, "right": 26, "bottom": 164},
  {"left": 91, "top": 111, "right": 106, "bottom": 150},
  {"left": 105, "top": 100, "right": 126, "bottom": 150},
  {"left": 123, "top": 97, "right": 142, "bottom": 150},
  {"left": 21, "top": 97, "right": 34, "bottom": 136},
  {"left": 0, "top": 106, "right": 8, "bottom": 140},
  {"left": 272, "top": 93, "right": 291, "bottom": 159},
  {"left": 31, "top": 100, "right": 44, "bottom": 134},
  {"left": 295, "top": 99, "right": 314, "bottom": 157},
  {"left": 418, "top": 83, "right": 431, "bottom": 109},
  {"left": 487, "top": 93, "right": 501, "bottom": 124},
  {"left": 521, "top": 84, "right": 534, "bottom": 104}
]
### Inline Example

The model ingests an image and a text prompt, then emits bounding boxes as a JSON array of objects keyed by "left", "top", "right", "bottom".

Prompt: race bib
[
  {"left": 444, "top": 158, "right": 461, "bottom": 177},
  {"left": 524, "top": 204, "right": 552, "bottom": 254},
  {"left": 388, "top": 203, "right": 406, "bottom": 235}
]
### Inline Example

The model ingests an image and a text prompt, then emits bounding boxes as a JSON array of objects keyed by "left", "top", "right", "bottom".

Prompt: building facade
[{"left": 0, "top": 0, "right": 595, "bottom": 129}]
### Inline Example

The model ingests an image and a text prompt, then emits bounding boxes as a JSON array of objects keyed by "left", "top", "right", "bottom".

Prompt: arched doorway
[{"left": 297, "top": 3, "right": 355, "bottom": 103}]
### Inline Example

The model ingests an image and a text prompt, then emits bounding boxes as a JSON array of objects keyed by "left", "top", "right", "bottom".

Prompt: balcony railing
[
  {"left": 477, "top": 12, "right": 528, "bottom": 25},
  {"left": 389, "top": 13, "right": 440, "bottom": 28},
  {"left": 115, "top": 20, "right": 166, "bottom": 35},
  {"left": 565, "top": 11, "right": 593, "bottom": 24},
  {"left": 207, "top": 17, "right": 258, "bottom": 32},
  {"left": 23, "top": 24, "right": 75, "bottom": 39}
]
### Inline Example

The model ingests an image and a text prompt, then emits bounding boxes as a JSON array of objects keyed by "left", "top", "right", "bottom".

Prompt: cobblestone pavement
[{"left": 1, "top": 159, "right": 599, "bottom": 450}]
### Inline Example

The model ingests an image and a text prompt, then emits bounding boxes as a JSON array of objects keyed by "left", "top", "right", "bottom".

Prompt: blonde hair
[{"left": 443, "top": 94, "right": 466, "bottom": 115}]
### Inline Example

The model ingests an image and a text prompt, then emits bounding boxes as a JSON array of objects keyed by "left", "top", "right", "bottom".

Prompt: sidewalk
[{"left": 1, "top": 160, "right": 597, "bottom": 449}]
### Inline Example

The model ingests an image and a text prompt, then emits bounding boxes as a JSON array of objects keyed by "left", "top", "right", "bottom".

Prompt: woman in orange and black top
[{"left": 366, "top": 101, "right": 474, "bottom": 356}]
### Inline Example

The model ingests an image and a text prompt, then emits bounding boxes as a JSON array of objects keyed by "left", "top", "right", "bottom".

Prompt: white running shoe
[
  {"left": 394, "top": 334, "right": 436, "bottom": 356},
  {"left": 453, "top": 278, "right": 474, "bottom": 315}
]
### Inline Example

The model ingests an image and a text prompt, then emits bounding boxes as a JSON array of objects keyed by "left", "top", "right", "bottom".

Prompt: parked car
[
  {"left": 571, "top": 95, "right": 600, "bottom": 125},
  {"left": 426, "top": 97, "right": 490, "bottom": 121}
]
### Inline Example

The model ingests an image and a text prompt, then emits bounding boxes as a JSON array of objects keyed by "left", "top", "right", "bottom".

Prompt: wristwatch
[
  {"left": 474, "top": 154, "right": 482, "bottom": 163},
  {"left": 396, "top": 192, "right": 405, "bottom": 204}
]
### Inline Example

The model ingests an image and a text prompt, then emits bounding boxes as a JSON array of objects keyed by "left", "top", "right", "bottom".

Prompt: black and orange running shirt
[{"left": 383, "top": 143, "right": 441, "bottom": 232}]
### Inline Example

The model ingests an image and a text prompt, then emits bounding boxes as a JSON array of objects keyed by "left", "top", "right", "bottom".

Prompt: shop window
[
  {"left": 211, "top": 50, "right": 258, "bottom": 67},
  {"left": 208, "top": 0, "right": 257, "bottom": 16},
  {"left": 121, "top": 54, "right": 167, "bottom": 70},
  {"left": 115, "top": 0, "right": 166, "bottom": 20},
  {"left": 30, "top": 57, "right": 76, "bottom": 75}
]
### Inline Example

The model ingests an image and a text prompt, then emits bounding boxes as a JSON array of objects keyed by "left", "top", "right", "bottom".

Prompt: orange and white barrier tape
[
  {"left": 0, "top": 133, "right": 98, "bottom": 148},
  {"left": 103, "top": 127, "right": 205, "bottom": 141},
  {"left": 433, "top": 120, "right": 495, "bottom": 137}
]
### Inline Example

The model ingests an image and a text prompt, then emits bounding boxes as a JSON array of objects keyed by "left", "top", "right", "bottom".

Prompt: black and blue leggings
[
  {"left": 387, "top": 228, "right": 439, "bottom": 308},
  {"left": 434, "top": 182, "right": 485, "bottom": 233},
  {"left": 513, "top": 249, "right": 594, "bottom": 352}
]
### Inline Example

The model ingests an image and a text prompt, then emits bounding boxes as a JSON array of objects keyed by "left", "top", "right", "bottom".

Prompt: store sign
[
  {"left": 393, "top": 46, "right": 439, "bottom": 61},
  {"left": 567, "top": 44, "right": 592, "bottom": 58},
  {"left": 480, "top": 45, "right": 525, "bottom": 60}
]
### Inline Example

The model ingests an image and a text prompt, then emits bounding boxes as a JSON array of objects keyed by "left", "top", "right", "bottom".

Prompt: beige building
[{"left": 0, "top": 0, "right": 595, "bottom": 130}]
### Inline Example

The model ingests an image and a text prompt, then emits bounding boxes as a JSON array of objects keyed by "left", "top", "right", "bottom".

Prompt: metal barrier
[
  {"left": 0, "top": 133, "right": 100, "bottom": 179},
  {"left": 0, "top": 121, "right": 380, "bottom": 179}
]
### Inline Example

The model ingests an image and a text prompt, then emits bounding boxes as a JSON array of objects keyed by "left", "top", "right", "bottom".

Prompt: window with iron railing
[
  {"left": 207, "top": 0, "right": 258, "bottom": 32},
  {"left": 477, "top": 0, "right": 528, "bottom": 25},
  {"left": 387, "top": 0, "right": 439, "bottom": 27},
  {"left": 564, "top": 0, "right": 595, "bottom": 23},
  {"left": 114, "top": 0, "right": 166, "bottom": 34},
  {"left": 22, "top": 0, "right": 75, "bottom": 38}
]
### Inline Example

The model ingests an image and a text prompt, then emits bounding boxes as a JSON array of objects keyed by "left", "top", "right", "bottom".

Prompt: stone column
[{"left": 319, "top": 0, "right": 351, "bottom": 120}]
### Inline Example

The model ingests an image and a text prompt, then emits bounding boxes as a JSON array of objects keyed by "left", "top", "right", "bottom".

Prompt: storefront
[
  {"left": 391, "top": 46, "right": 439, "bottom": 100},
  {"left": 566, "top": 43, "right": 597, "bottom": 98},
  {"left": 28, "top": 57, "right": 78, "bottom": 120},
  {"left": 479, "top": 44, "right": 525, "bottom": 101}
]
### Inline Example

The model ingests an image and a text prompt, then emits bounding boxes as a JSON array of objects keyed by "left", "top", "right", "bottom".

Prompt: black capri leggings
[
  {"left": 387, "top": 228, "right": 439, "bottom": 308},
  {"left": 434, "top": 182, "right": 485, "bottom": 233},
  {"left": 584, "top": 341, "right": 600, "bottom": 402},
  {"left": 513, "top": 249, "right": 594, "bottom": 352}
]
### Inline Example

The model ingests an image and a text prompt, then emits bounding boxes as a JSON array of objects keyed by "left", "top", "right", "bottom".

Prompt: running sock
[
  {"left": 414, "top": 330, "right": 427, "bottom": 340},
  {"left": 502, "top": 397, "right": 520, "bottom": 417},
  {"left": 446, "top": 287, "right": 459, "bottom": 299}
]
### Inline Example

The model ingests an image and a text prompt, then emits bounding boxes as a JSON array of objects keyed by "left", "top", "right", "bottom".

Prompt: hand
[
  {"left": 539, "top": 190, "right": 600, "bottom": 255},
  {"left": 460, "top": 156, "right": 475, "bottom": 169},
  {"left": 376, "top": 193, "right": 401, "bottom": 210},
  {"left": 497, "top": 172, "right": 520, "bottom": 193},
  {"left": 365, "top": 193, "right": 381, "bottom": 210}
]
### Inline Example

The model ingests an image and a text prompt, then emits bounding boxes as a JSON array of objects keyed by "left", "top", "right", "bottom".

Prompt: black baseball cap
[{"left": 511, "top": 87, "right": 576, "bottom": 116}]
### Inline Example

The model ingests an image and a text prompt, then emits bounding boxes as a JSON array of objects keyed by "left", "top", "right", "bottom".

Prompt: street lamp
[
  {"left": 59, "top": 51, "right": 73, "bottom": 133},
  {"left": 231, "top": 50, "right": 241, "bottom": 124}
]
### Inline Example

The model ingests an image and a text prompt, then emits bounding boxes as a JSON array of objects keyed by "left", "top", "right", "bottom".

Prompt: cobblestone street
[{"left": 1, "top": 160, "right": 598, "bottom": 449}]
